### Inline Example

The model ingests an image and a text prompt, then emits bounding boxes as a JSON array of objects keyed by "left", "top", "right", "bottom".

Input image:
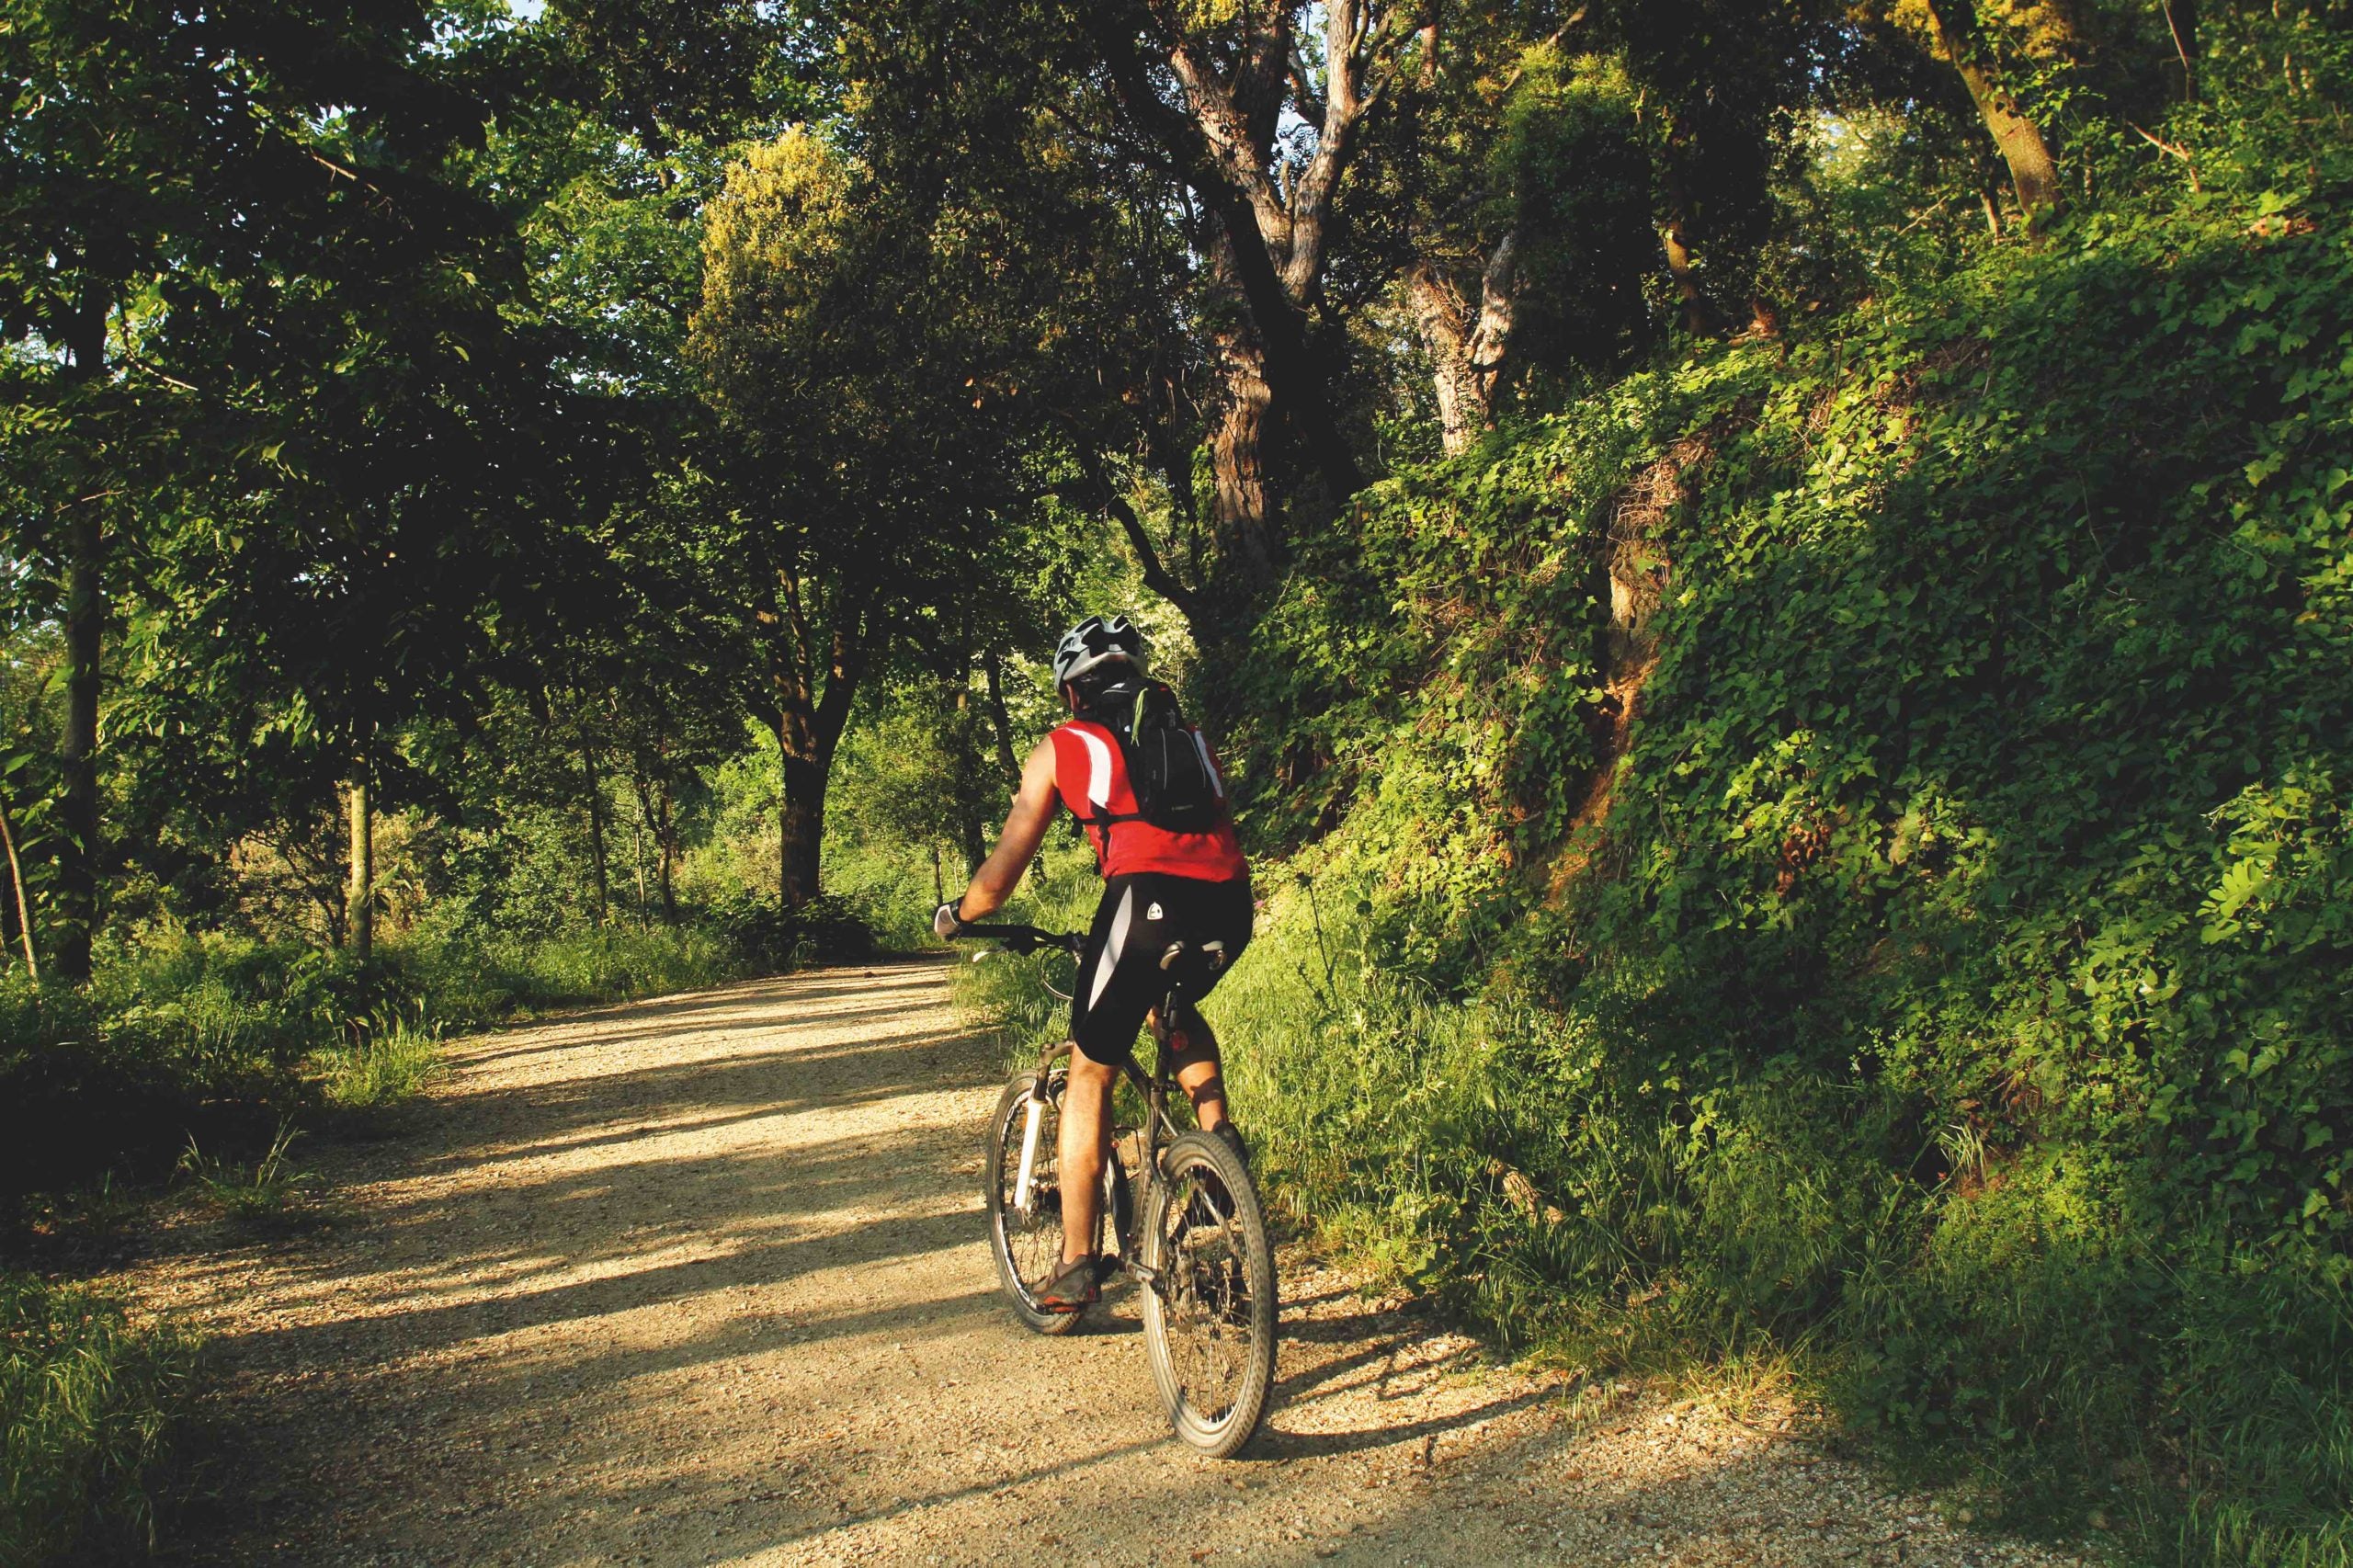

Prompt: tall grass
[
  {"left": 388, "top": 921, "right": 752, "bottom": 1026},
  {"left": 0, "top": 1272, "right": 194, "bottom": 1566},
  {"left": 0, "top": 919, "right": 784, "bottom": 1201},
  {"left": 315, "top": 1005, "right": 446, "bottom": 1110}
]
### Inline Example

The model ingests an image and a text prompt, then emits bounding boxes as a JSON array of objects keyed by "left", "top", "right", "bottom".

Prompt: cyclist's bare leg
[
  {"left": 1160, "top": 1007, "right": 1231, "bottom": 1133},
  {"left": 1058, "top": 1045, "right": 1115, "bottom": 1267}
]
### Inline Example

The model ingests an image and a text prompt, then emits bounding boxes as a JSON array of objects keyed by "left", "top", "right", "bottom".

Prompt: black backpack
[{"left": 1084, "top": 679, "right": 1223, "bottom": 834}]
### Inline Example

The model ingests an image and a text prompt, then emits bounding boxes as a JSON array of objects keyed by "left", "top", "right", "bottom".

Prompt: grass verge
[{"left": 0, "top": 1271, "right": 194, "bottom": 1566}]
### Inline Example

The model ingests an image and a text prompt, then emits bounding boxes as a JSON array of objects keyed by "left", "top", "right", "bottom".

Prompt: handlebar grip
[{"left": 952, "top": 923, "right": 1085, "bottom": 956}]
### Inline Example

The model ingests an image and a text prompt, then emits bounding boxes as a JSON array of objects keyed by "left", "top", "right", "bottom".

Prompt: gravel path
[{"left": 124, "top": 960, "right": 2092, "bottom": 1566}]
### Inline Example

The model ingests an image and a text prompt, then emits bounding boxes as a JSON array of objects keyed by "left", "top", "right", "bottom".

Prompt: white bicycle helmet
[{"left": 1051, "top": 614, "right": 1147, "bottom": 688}]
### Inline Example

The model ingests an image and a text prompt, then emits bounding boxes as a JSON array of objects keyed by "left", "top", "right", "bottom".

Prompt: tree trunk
[
  {"left": 1087, "top": 8, "right": 1370, "bottom": 532},
  {"left": 655, "top": 779, "right": 677, "bottom": 925},
  {"left": 1924, "top": 0, "right": 2063, "bottom": 226},
  {"left": 347, "top": 772, "right": 373, "bottom": 960},
  {"left": 1404, "top": 233, "right": 1517, "bottom": 456},
  {"left": 1209, "top": 306, "right": 1278, "bottom": 581},
  {"left": 983, "top": 650, "right": 1020, "bottom": 790},
  {"left": 1466, "top": 233, "right": 1518, "bottom": 420},
  {"left": 778, "top": 741, "right": 831, "bottom": 907},
  {"left": 582, "top": 742, "right": 610, "bottom": 924},
  {"left": 768, "top": 695, "right": 853, "bottom": 911},
  {"left": 629, "top": 761, "right": 654, "bottom": 918},
  {"left": 1406, "top": 259, "right": 1481, "bottom": 455},
  {"left": 983, "top": 649, "right": 1044, "bottom": 887},
  {"left": 0, "top": 785, "right": 36, "bottom": 985},
  {"left": 952, "top": 682, "right": 986, "bottom": 875},
  {"left": 54, "top": 317, "right": 108, "bottom": 983},
  {"left": 632, "top": 816, "right": 648, "bottom": 917},
  {"left": 55, "top": 508, "right": 102, "bottom": 986},
  {"left": 758, "top": 580, "right": 868, "bottom": 910}
]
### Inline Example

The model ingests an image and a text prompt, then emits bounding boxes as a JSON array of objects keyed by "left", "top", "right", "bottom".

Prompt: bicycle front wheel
[
  {"left": 1141, "top": 1131, "right": 1277, "bottom": 1458},
  {"left": 983, "top": 1064, "right": 1131, "bottom": 1335}
]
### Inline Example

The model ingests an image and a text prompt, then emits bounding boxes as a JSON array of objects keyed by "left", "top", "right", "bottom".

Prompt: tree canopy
[{"left": 6, "top": 0, "right": 2353, "bottom": 1554}]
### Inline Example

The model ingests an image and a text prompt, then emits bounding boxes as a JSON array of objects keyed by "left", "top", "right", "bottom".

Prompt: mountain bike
[{"left": 956, "top": 921, "right": 1277, "bottom": 1460}]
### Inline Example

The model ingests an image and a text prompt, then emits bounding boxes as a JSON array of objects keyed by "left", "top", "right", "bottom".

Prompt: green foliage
[
  {"left": 698, "top": 891, "right": 875, "bottom": 971},
  {"left": 1497, "top": 51, "right": 1657, "bottom": 376},
  {"left": 315, "top": 1006, "right": 446, "bottom": 1111},
  {"left": 0, "top": 1271, "right": 193, "bottom": 1566},
  {"left": 1202, "top": 102, "right": 2353, "bottom": 1559},
  {"left": 175, "top": 1119, "right": 316, "bottom": 1226},
  {"left": 951, "top": 857, "right": 1102, "bottom": 1066},
  {"left": 1232, "top": 348, "right": 1757, "bottom": 984},
  {"left": 0, "top": 916, "right": 773, "bottom": 1207}
]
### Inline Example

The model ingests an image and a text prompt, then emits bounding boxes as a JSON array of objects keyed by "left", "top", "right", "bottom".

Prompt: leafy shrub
[{"left": 702, "top": 890, "right": 874, "bottom": 971}]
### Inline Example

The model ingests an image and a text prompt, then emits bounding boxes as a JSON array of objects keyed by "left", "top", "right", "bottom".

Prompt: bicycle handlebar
[{"left": 951, "top": 922, "right": 1086, "bottom": 957}]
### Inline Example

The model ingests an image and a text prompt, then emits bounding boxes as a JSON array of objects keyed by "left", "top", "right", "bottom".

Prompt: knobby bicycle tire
[
  {"left": 1141, "top": 1130, "right": 1277, "bottom": 1457},
  {"left": 983, "top": 1067, "right": 1131, "bottom": 1335}
]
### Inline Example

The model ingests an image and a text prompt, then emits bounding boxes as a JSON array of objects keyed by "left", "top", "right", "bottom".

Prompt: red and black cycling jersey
[{"left": 1048, "top": 719, "right": 1246, "bottom": 883}]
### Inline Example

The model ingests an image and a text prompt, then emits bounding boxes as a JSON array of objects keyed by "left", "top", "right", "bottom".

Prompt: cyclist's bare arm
[{"left": 954, "top": 739, "right": 1059, "bottom": 923}]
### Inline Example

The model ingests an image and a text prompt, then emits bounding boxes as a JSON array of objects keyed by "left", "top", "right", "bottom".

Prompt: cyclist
[{"left": 935, "top": 614, "right": 1253, "bottom": 1315}]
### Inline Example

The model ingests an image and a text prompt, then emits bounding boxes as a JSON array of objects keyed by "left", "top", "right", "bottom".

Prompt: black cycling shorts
[{"left": 1070, "top": 872, "right": 1254, "bottom": 1066}]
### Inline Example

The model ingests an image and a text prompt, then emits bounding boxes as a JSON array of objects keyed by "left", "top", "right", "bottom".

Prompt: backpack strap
[{"left": 1070, "top": 806, "right": 1146, "bottom": 848}]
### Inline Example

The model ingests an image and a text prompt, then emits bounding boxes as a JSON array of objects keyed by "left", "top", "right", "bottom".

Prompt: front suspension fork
[{"left": 1012, "top": 1082, "right": 1050, "bottom": 1212}]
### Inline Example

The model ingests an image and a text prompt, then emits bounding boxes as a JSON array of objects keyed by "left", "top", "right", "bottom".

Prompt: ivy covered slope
[{"left": 1222, "top": 168, "right": 2353, "bottom": 1550}]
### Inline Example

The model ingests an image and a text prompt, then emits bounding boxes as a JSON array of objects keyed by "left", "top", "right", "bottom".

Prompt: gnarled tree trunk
[
  {"left": 1924, "top": 0, "right": 2063, "bottom": 226},
  {"left": 1406, "top": 231, "right": 1518, "bottom": 455},
  {"left": 1209, "top": 305, "right": 1278, "bottom": 578},
  {"left": 1407, "top": 259, "right": 1479, "bottom": 454},
  {"left": 1088, "top": 0, "right": 1409, "bottom": 590}
]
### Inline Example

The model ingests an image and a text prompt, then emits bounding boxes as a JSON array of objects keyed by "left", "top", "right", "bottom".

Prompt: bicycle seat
[{"left": 1155, "top": 940, "right": 1232, "bottom": 991}]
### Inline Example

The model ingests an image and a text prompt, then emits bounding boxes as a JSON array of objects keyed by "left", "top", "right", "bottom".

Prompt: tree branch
[
  {"left": 1496, "top": 6, "right": 1587, "bottom": 96},
  {"left": 1166, "top": 37, "right": 1291, "bottom": 249},
  {"left": 1087, "top": 6, "right": 1364, "bottom": 500},
  {"left": 1078, "top": 460, "right": 1203, "bottom": 631}
]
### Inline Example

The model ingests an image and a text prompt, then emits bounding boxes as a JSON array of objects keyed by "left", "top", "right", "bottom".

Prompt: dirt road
[{"left": 129, "top": 960, "right": 2088, "bottom": 1566}]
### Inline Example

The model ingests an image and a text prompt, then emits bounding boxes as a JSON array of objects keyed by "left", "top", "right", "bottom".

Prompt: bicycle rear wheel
[
  {"left": 1141, "top": 1131, "right": 1277, "bottom": 1457},
  {"left": 983, "top": 1062, "right": 1131, "bottom": 1335}
]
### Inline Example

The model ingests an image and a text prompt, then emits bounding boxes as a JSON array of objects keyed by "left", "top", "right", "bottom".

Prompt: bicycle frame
[
  {"left": 959, "top": 922, "right": 1226, "bottom": 1287},
  {"left": 961, "top": 918, "right": 1276, "bottom": 1454}
]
